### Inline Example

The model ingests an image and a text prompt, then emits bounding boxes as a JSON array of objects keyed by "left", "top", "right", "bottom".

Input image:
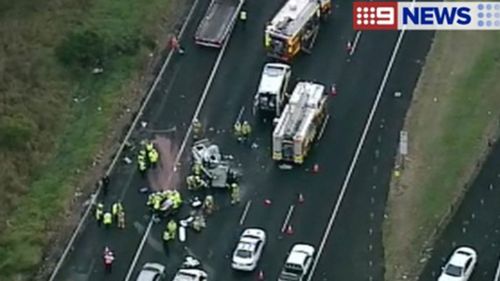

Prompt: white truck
[
  {"left": 194, "top": 0, "right": 245, "bottom": 48},
  {"left": 253, "top": 63, "right": 292, "bottom": 118}
]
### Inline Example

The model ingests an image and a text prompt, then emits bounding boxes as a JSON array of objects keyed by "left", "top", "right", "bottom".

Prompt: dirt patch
[
  {"left": 383, "top": 31, "right": 500, "bottom": 281},
  {"left": 148, "top": 136, "right": 181, "bottom": 191}
]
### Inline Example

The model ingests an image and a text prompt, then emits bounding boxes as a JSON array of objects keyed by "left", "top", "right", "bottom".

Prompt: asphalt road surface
[
  {"left": 419, "top": 140, "right": 500, "bottom": 281},
  {"left": 51, "top": 0, "right": 434, "bottom": 280}
]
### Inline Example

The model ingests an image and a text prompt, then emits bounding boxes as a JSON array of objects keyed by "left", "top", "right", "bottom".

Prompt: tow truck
[
  {"left": 253, "top": 63, "right": 292, "bottom": 117},
  {"left": 264, "top": 0, "right": 332, "bottom": 61},
  {"left": 194, "top": 0, "right": 245, "bottom": 48},
  {"left": 272, "top": 81, "right": 328, "bottom": 164}
]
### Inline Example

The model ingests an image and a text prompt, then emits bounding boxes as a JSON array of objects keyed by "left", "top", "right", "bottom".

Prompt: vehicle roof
[
  {"left": 173, "top": 269, "right": 207, "bottom": 281},
  {"left": 267, "top": 0, "right": 319, "bottom": 37},
  {"left": 449, "top": 248, "right": 474, "bottom": 266},
  {"left": 258, "top": 64, "right": 289, "bottom": 95},
  {"left": 286, "top": 251, "right": 308, "bottom": 265},
  {"left": 136, "top": 270, "right": 157, "bottom": 281}
]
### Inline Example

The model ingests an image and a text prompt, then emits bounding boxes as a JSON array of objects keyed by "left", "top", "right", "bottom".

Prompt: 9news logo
[
  {"left": 353, "top": 2, "right": 398, "bottom": 30},
  {"left": 353, "top": 2, "right": 500, "bottom": 30}
]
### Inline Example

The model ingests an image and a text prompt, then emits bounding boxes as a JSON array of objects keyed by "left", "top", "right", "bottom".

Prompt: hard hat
[
  {"left": 231, "top": 183, "right": 237, "bottom": 188},
  {"left": 243, "top": 121, "right": 249, "bottom": 125}
]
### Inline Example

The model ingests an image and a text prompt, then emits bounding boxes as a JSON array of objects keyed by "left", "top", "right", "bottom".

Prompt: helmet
[{"left": 243, "top": 121, "right": 249, "bottom": 125}]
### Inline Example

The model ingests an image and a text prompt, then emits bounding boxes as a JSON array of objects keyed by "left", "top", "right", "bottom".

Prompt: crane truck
[
  {"left": 264, "top": 0, "right": 332, "bottom": 61},
  {"left": 272, "top": 81, "right": 328, "bottom": 164}
]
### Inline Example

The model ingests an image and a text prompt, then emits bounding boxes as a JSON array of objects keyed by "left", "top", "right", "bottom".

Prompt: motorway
[
  {"left": 419, "top": 140, "right": 500, "bottom": 281},
  {"left": 51, "top": 0, "right": 434, "bottom": 280}
]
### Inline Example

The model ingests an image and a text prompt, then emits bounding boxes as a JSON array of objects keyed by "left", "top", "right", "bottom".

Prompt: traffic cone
[
  {"left": 346, "top": 41, "right": 352, "bottom": 53},
  {"left": 257, "top": 270, "right": 264, "bottom": 280},
  {"left": 330, "top": 84, "right": 337, "bottom": 96},
  {"left": 264, "top": 199, "right": 272, "bottom": 205},
  {"left": 285, "top": 225, "right": 293, "bottom": 235},
  {"left": 298, "top": 193, "right": 304, "bottom": 204},
  {"left": 312, "top": 164, "right": 319, "bottom": 173}
]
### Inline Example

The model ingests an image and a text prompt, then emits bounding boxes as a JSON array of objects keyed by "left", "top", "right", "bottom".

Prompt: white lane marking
[
  {"left": 125, "top": 6, "right": 236, "bottom": 278},
  {"left": 123, "top": 219, "right": 154, "bottom": 281},
  {"left": 349, "top": 31, "right": 362, "bottom": 56},
  {"left": 47, "top": 1, "right": 200, "bottom": 279},
  {"left": 494, "top": 256, "right": 500, "bottom": 281},
  {"left": 235, "top": 106, "right": 245, "bottom": 124},
  {"left": 281, "top": 205, "right": 295, "bottom": 233},
  {"left": 317, "top": 114, "right": 330, "bottom": 141},
  {"left": 239, "top": 200, "right": 252, "bottom": 225},
  {"left": 173, "top": 14, "right": 236, "bottom": 171},
  {"left": 307, "top": 12, "right": 414, "bottom": 281}
]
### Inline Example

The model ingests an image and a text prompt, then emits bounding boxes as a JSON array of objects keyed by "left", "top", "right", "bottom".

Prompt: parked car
[
  {"left": 278, "top": 243, "right": 315, "bottom": 281},
  {"left": 231, "top": 228, "right": 267, "bottom": 271},
  {"left": 136, "top": 262, "right": 166, "bottom": 281},
  {"left": 438, "top": 246, "right": 477, "bottom": 281}
]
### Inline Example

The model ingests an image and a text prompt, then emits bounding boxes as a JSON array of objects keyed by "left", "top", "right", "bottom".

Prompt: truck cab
[
  {"left": 278, "top": 244, "right": 315, "bottom": 281},
  {"left": 254, "top": 63, "right": 291, "bottom": 117}
]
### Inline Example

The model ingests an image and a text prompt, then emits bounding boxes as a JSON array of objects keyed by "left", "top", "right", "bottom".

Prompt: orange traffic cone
[
  {"left": 330, "top": 84, "right": 337, "bottom": 96},
  {"left": 312, "top": 164, "right": 319, "bottom": 173},
  {"left": 346, "top": 41, "right": 352, "bottom": 53},
  {"left": 264, "top": 199, "right": 272, "bottom": 206},
  {"left": 285, "top": 225, "right": 293, "bottom": 235},
  {"left": 257, "top": 270, "right": 264, "bottom": 280},
  {"left": 298, "top": 193, "right": 304, "bottom": 204}
]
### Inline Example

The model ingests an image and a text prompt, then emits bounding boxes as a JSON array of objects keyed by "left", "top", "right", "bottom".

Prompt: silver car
[{"left": 136, "top": 262, "right": 166, "bottom": 281}]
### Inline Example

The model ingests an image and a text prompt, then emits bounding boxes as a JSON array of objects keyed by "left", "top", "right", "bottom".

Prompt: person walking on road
[
  {"left": 95, "top": 202, "right": 104, "bottom": 226},
  {"left": 239, "top": 8, "right": 247, "bottom": 26},
  {"left": 192, "top": 118, "right": 202, "bottom": 140},
  {"left": 230, "top": 183, "right": 240, "bottom": 205},
  {"left": 112, "top": 201, "right": 123, "bottom": 219},
  {"left": 167, "top": 219, "right": 178, "bottom": 240},
  {"left": 241, "top": 121, "right": 252, "bottom": 141},
  {"left": 233, "top": 121, "right": 242, "bottom": 141},
  {"left": 169, "top": 34, "right": 185, "bottom": 55},
  {"left": 117, "top": 210, "right": 125, "bottom": 229},
  {"left": 103, "top": 211, "right": 112, "bottom": 229},
  {"left": 103, "top": 247, "right": 115, "bottom": 273}
]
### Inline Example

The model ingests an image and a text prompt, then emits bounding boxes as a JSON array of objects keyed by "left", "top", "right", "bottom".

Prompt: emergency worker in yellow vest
[
  {"left": 95, "top": 202, "right": 104, "bottom": 225},
  {"left": 103, "top": 211, "right": 113, "bottom": 228}
]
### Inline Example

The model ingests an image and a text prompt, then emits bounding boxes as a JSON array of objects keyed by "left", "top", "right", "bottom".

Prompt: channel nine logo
[{"left": 353, "top": 2, "right": 500, "bottom": 30}]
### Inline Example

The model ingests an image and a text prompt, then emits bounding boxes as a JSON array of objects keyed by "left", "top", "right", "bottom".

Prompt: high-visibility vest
[
  {"left": 146, "top": 143, "right": 153, "bottom": 152},
  {"left": 163, "top": 231, "right": 171, "bottom": 241},
  {"left": 103, "top": 212, "right": 112, "bottom": 225},
  {"left": 112, "top": 203, "right": 122, "bottom": 216},
  {"left": 153, "top": 198, "right": 161, "bottom": 210},
  {"left": 167, "top": 221, "right": 177, "bottom": 233},
  {"left": 149, "top": 149, "right": 158, "bottom": 163}
]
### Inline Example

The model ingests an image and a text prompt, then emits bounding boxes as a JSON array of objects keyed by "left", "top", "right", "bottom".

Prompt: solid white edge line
[
  {"left": 281, "top": 205, "right": 295, "bottom": 233},
  {"left": 494, "top": 257, "right": 500, "bottom": 281},
  {"left": 239, "top": 200, "right": 252, "bottom": 225},
  {"left": 47, "top": 1, "right": 200, "bottom": 280},
  {"left": 173, "top": 17, "right": 234, "bottom": 171},
  {"left": 306, "top": 26, "right": 410, "bottom": 281},
  {"left": 317, "top": 114, "right": 330, "bottom": 141},
  {"left": 123, "top": 219, "right": 154, "bottom": 281}
]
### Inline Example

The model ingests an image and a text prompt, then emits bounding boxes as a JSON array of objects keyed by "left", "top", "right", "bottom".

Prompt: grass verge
[
  {"left": 383, "top": 31, "right": 500, "bottom": 281},
  {"left": 0, "top": 0, "right": 186, "bottom": 279}
]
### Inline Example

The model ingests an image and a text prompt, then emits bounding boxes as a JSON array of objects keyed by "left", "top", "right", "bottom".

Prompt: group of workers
[
  {"left": 147, "top": 190, "right": 183, "bottom": 215},
  {"left": 186, "top": 162, "right": 209, "bottom": 191},
  {"left": 137, "top": 140, "right": 160, "bottom": 176},
  {"left": 95, "top": 201, "right": 125, "bottom": 229},
  {"left": 233, "top": 120, "right": 252, "bottom": 142}
]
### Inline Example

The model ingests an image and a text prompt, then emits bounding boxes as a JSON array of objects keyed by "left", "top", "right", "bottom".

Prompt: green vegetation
[
  {"left": 0, "top": 0, "right": 184, "bottom": 279},
  {"left": 384, "top": 31, "right": 500, "bottom": 281}
]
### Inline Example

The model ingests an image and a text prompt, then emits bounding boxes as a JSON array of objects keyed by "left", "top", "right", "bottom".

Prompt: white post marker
[{"left": 306, "top": 0, "right": 417, "bottom": 279}]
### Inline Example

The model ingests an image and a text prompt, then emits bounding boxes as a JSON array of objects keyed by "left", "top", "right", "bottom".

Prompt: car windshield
[
  {"left": 279, "top": 271, "right": 300, "bottom": 281},
  {"left": 284, "top": 266, "right": 303, "bottom": 276},
  {"left": 264, "top": 65, "right": 284, "bottom": 76},
  {"left": 445, "top": 264, "right": 463, "bottom": 277},
  {"left": 236, "top": 249, "right": 252, "bottom": 258}
]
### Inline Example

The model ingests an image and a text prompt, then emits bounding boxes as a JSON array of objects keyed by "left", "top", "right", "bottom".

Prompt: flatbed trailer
[{"left": 194, "top": 0, "right": 245, "bottom": 48}]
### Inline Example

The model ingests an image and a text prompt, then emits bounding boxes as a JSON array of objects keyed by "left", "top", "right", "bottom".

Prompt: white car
[
  {"left": 278, "top": 244, "right": 315, "bottom": 281},
  {"left": 172, "top": 268, "right": 207, "bottom": 281},
  {"left": 231, "top": 228, "right": 266, "bottom": 271},
  {"left": 136, "top": 263, "right": 166, "bottom": 281},
  {"left": 438, "top": 246, "right": 477, "bottom": 281}
]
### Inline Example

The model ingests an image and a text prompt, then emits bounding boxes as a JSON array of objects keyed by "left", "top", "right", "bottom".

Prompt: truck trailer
[{"left": 194, "top": 0, "right": 245, "bottom": 48}]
